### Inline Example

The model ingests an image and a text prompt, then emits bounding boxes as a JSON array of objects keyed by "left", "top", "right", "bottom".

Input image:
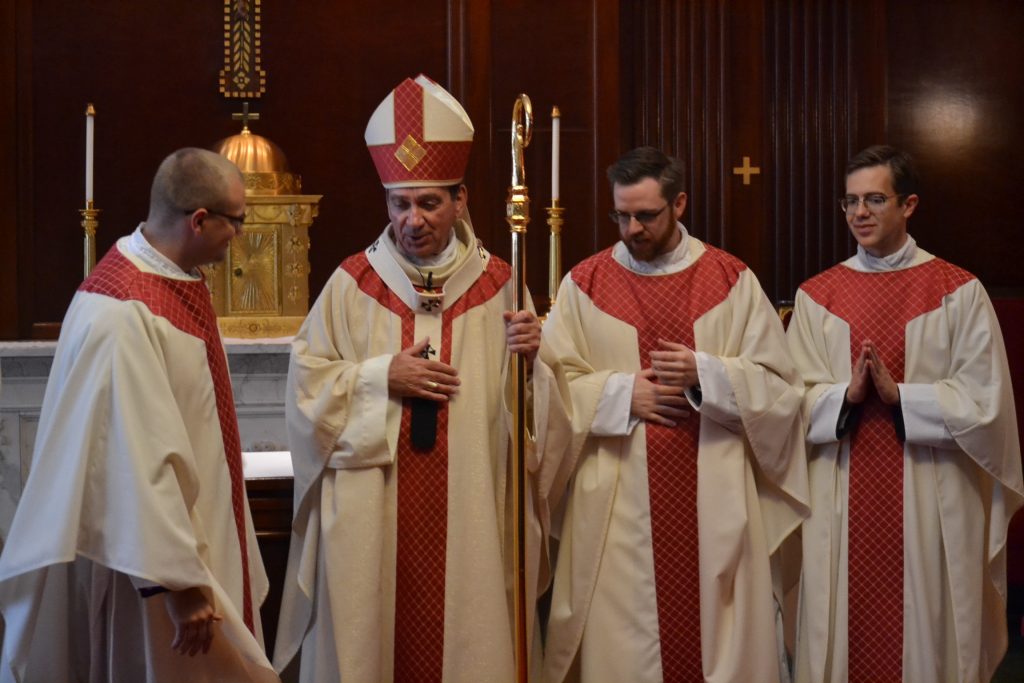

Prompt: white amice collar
[
  {"left": 125, "top": 224, "right": 201, "bottom": 280},
  {"left": 854, "top": 235, "right": 918, "bottom": 272},
  {"left": 396, "top": 227, "right": 460, "bottom": 268},
  {"left": 613, "top": 223, "right": 691, "bottom": 275}
]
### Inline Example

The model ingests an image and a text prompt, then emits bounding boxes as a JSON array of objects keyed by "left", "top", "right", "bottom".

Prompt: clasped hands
[
  {"left": 631, "top": 339, "right": 698, "bottom": 427},
  {"left": 387, "top": 310, "right": 541, "bottom": 401},
  {"left": 845, "top": 340, "right": 900, "bottom": 406}
]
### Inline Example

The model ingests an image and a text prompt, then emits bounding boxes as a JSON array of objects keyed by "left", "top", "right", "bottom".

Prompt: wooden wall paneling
[
  {"left": 767, "top": 0, "right": 844, "bottom": 301},
  {"left": 591, "top": 0, "right": 625, "bottom": 262},
  {"left": 0, "top": 1, "right": 20, "bottom": 338},
  {"left": 720, "top": 0, "right": 769, "bottom": 286},
  {"left": 14, "top": 0, "right": 459, "bottom": 334},
  {"left": 764, "top": 0, "right": 888, "bottom": 302},
  {"left": 27, "top": 0, "right": 227, "bottom": 327},
  {"left": 1, "top": 0, "right": 34, "bottom": 340},
  {"left": 484, "top": 0, "right": 620, "bottom": 302},
  {"left": 625, "top": 2, "right": 773, "bottom": 285},
  {"left": 885, "top": 0, "right": 1024, "bottom": 292},
  {"left": 622, "top": 1, "right": 717, "bottom": 246},
  {"left": 258, "top": 1, "right": 451, "bottom": 299},
  {"left": 15, "top": 0, "right": 33, "bottom": 340},
  {"left": 622, "top": 1, "right": 893, "bottom": 303},
  {"left": 447, "top": 0, "right": 496, "bottom": 257},
  {"left": 847, "top": 1, "right": 887, "bottom": 162},
  {"left": 9, "top": 0, "right": 622, "bottom": 338},
  {"left": 681, "top": 2, "right": 726, "bottom": 254}
]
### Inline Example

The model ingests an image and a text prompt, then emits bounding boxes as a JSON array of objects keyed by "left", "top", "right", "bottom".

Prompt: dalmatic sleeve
[
  {"left": 0, "top": 294, "right": 212, "bottom": 592},
  {"left": 713, "top": 271, "right": 809, "bottom": 520},
  {"left": 534, "top": 276, "right": 616, "bottom": 514},
  {"left": 787, "top": 288, "right": 852, "bottom": 445},
  {"left": 286, "top": 269, "right": 398, "bottom": 516},
  {"left": 928, "top": 281, "right": 1024, "bottom": 505},
  {"left": 689, "top": 352, "right": 742, "bottom": 432}
]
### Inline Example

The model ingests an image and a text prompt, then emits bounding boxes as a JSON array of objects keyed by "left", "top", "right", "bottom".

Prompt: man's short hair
[
  {"left": 386, "top": 183, "right": 462, "bottom": 201},
  {"left": 148, "top": 148, "right": 243, "bottom": 221},
  {"left": 606, "top": 146, "right": 686, "bottom": 202},
  {"left": 846, "top": 145, "right": 921, "bottom": 198}
]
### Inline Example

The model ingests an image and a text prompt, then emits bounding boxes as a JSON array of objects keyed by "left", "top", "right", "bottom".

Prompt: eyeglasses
[
  {"left": 608, "top": 204, "right": 669, "bottom": 227},
  {"left": 839, "top": 193, "right": 904, "bottom": 214},
  {"left": 184, "top": 208, "right": 246, "bottom": 230}
]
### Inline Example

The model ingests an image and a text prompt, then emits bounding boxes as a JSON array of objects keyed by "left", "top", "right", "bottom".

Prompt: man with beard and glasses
[{"left": 539, "top": 146, "right": 809, "bottom": 682}]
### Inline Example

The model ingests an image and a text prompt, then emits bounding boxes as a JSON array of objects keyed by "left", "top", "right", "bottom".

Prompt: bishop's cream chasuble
[{"left": 274, "top": 221, "right": 551, "bottom": 683}]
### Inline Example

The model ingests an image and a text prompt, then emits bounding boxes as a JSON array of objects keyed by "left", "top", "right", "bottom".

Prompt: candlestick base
[
  {"left": 545, "top": 202, "right": 565, "bottom": 315},
  {"left": 80, "top": 200, "right": 101, "bottom": 279}
]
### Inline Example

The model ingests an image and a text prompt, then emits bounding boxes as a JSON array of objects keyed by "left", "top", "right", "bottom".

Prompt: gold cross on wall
[
  {"left": 732, "top": 156, "right": 761, "bottom": 185},
  {"left": 232, "top": 101, "right": 260, "bottom": 132}
]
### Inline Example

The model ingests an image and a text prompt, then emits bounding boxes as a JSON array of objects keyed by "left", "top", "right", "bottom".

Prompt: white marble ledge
[
  {"left": 1, "top": 338, "right": 292, "bottom": 379},
  {"left": 0, "top": 341, "right": 57, "bottom": 357},
  {"left": 0, "top": 338, "right": 293, "bottom": 356},
  {"left": 243, "top": 451, "right": 294, "bottom": 479},
  {"left": 222, "top": 337, "right": 294, "bottom": 353}
]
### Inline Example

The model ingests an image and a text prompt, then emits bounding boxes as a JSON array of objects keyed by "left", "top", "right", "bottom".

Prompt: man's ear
[
  {"left": 673, "top": 191, "right": 688, "bottom": 220},
  {"left": 455, "top": 184, "right": 468, "bottom": 216},
  {"left": 186, "top": 209, "right": 205, "bottom": 236},
  {"left": 900, "top": 193, "right": 919, "bottom": 219}
]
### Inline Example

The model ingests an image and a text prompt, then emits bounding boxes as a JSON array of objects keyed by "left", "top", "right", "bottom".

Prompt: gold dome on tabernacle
[{"left": 212, "top": 120, "right": 301, "bottom": 195}]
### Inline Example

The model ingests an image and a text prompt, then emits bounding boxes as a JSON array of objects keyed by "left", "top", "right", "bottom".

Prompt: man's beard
[{"left": 624, "top": 225, "right": 676, "bottom": 262}]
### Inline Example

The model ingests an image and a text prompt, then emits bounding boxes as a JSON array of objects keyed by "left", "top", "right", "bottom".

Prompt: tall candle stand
[
  {"left": 545, "top": 200, "right": 564, "bottom": 314},
  {"left": 81, "top": 201, "right": 101, "bottom": 278}
]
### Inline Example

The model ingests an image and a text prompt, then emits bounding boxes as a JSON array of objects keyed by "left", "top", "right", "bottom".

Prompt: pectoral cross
[{"left": 232, "top": 102, "right": 260, "bottom": 133}]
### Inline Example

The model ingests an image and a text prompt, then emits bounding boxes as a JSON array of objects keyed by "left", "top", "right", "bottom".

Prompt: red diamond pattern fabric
[
  {"left": 392, "top": 309, "right": 449, "bottom": 682},
  {"left": 80, "top": 247, "right": 255, "bottom": 634},
  {"left": 367, "top": 78, "right": 473, "bottom": 187},
  {"left": 573, "top": 246, "right": 744, "bottom": 681},
  {"left": 800, "top": 258, "right": 974, "bottom": 681},
  {"left": 341, "top": 250, "right": 510, "bottom": 679}
]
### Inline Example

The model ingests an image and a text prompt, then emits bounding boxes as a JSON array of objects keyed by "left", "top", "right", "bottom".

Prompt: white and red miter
[{"left": 364, "top": 74, "right": 474, "bottom": 188}]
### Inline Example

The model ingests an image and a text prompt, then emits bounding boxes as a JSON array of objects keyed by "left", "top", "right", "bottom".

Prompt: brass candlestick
[
  {"left": 545, "top": 199, "right": 564, "bottom": 315},
  {"left": 80, "top": 200, "right": 101, "bottom": 278}
]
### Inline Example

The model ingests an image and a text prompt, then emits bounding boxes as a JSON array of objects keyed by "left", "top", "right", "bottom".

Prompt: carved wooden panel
[
  {"left": 766, "top": 0, "right": 887, "bottom": 301},
  {"left": 623, "top": 0, "right": 889, "bottom": 303}
]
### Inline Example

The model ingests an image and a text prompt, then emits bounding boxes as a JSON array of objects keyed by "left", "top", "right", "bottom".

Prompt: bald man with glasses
[
  {"left": 0, "top": 148, "right": 278, "bottom": 682},
  {"left": 788, "top": 145, "right": 1022, "bottom": 682},
  {"left": 539, "top": 146, "right": 809, "bottom": 682}
]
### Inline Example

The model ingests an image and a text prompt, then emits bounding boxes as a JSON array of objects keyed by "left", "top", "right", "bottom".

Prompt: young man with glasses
[
  {"left": 539, "top": 146, "right": 808, "bottom": 682},
  {"left": 788, "top": 145, "right": 1022, "bottom": 681},
  {"left": 0, "top": 148, "right": 278, "bottom": 681}
]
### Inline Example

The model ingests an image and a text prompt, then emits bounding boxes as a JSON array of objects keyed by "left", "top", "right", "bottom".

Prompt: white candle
[
  {"left": 551, "top": 106, "right": 561, "bottom": 202},
  {"left": 85, "top": 103, "right": 95, "bottom": 204}
]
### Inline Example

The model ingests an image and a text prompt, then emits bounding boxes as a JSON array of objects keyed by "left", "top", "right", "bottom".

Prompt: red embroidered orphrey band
[
  {"left": 800, "top": 258, "right": 974, "bottom": 680},
  {"left": 573, "top": 247, "right": 742, "bottom": 680},
  {"left": 342, "top": 250, "right": 510, "bottom": 678}
]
